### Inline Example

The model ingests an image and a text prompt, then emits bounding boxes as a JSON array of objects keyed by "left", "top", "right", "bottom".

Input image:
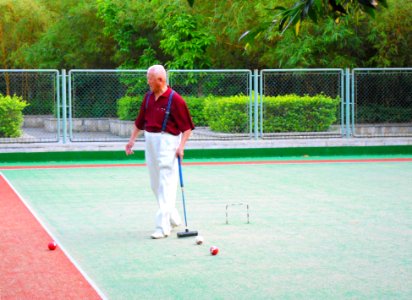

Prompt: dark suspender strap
[
  {"left": 145, "top": 92, "right": 152, "bottom": 110},
  {"left": 161, "top": 90, "right": 175, "bottom": 132},
  {"left": 143, "top": 92, "right": 152, "bottom": 130}
]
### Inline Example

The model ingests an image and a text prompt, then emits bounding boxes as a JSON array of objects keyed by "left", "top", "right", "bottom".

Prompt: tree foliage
[
  {"left": 157, "top": 9, "right": 215, "bottom": 69},
  {"left": 0, "top": 0, "right": 409, "bottom": 70},
  {"left": 0, "top": 0, "right": 51, "bottom": 68},
  {"left": 190, "top": 0, "right": 388, "bottom": 38},
  {"left": 96, "top": 0, "right": 214, "bottom": 69},
  {"left": 26, "top": 0, "right": 115, "bottom": 69},
  {"left": 96, "top": 0, "right": 160, "bottom": 69},
  {"left": 272, "top": 0, "right": 388, "bottom": 35}
]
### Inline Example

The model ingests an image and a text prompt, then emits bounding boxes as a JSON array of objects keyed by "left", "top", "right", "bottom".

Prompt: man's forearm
[
  {"left": 180, "top": 129, "right": 192, "bottom": 149},
  {"left": 125, "top": 125, "right": 141, "bottom": 155},
  {"left": 176, "top": 129, "right": 192, "bottom": 158},
  {"left": 128, "top": 125, "right": 141, "bottom": 143}
]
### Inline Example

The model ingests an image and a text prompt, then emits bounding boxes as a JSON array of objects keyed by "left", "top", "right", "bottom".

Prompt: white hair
[{"left": 147, "top": 65, "right": 167, "bottom": 79}]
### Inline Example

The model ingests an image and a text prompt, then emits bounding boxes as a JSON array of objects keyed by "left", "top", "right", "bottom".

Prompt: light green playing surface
[{"left": 2, "top": 158, "right": 412, "bottom": 299}]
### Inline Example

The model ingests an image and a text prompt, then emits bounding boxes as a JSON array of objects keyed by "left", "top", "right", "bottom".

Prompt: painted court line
[
  {"left": 185, "top": 157, "right": 412, "bottom": 166},
  {"left": 0, "top": 157, "right": 412, "bottom": 170},
  {"left": 0, "top": 173, "right": 107, "bottom": 300}
]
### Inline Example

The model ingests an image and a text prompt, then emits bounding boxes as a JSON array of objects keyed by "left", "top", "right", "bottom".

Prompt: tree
[
  {"left": 0, "top": 0, "right": 50, "bottom": 69},
  {"left": 0, "top": 0, "right": 51, "bottom": 94},
  {"left": 188, "top": 0, "right": 388, "bottom": 38},
  {"left": 156, "top": 6, "right": 215, "bottom": 69},
  {"left": 183, "top": 0, "right": 278, "bottom": 69},
  {"left": 260, "top": 16, "right": 365, "bottom": 68},
  {"left": 254, "top": 0, "right": 410, "bottom": 68},
  {"left": 366, "top": 1, "right": 412, "bottom": 66},
  {"left": 24, "top": 0, "right": 115, "bottom": 69},
  {"left": 270, "top": 0, "right": 388, "bottom": 35},
  {"left": 96, "top": 0, "right": 162, "bottom": 68},
  {"left": 97, "top": 0, "right": 215, "bottom": 69}
]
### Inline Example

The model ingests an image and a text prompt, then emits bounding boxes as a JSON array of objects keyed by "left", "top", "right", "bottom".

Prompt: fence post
[
  {"left": 345, "top": 68, "right": 351, "bottom": 138},
  {"left": 350, "top": 69, "right": 355, "bottom": 137},
  {"left": 56, "top": 71, "right": 61, "bottom": 143},
  {"left": 62, "top": 69, "right": 67, "bottom": 144},
  {"left": 254, "top": 69, "right": 259, "bottom": 140}
]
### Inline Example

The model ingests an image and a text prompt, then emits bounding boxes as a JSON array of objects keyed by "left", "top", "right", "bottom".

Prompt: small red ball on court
[
  {"left": 48, "top": 241, "right": 57, "bottom": 251},
  {"left": 210, "top": 246, "right": 219, "bottom": 256}
]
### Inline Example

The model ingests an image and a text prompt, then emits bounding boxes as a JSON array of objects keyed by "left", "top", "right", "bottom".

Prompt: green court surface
[{"left": 2, "top": 156, "right": 412, "bottom": 299}]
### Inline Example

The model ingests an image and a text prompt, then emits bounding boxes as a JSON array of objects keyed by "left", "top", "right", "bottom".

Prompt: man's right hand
[{"left": 125, "top": 142, "right": 134, "bottom": 155}]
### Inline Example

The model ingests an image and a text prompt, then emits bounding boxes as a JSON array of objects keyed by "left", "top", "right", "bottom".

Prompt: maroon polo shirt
[{"left": 134, "top": 87, "right": 195, "bottom": 135}]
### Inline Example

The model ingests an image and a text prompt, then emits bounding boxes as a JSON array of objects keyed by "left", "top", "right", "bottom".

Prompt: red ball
[
  {"left": 48, "top": 241, "right": 57, "bottom": 251},
  {"left": 210, "top": 246, "right": 219, "bottom": 256}
]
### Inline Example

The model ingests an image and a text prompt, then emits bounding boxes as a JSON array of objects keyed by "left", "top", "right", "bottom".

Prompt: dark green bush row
[
  {"left": 263, "top": 94, "right": 340, "bottom": 132},
  {"left": 185, "top": 96, "right": 207, "bottom": 126},
  {"left": 0, "top": 94, "right": 29, "bottom": 137},
  {"left": 23, "top": 99, "right": 54, "bottom": 115},
  {"left": 117, "top": 96, "right": 143, "bottom": 121},
  {"left": 116, "top": 93, "right": 340, "bottom": 133},
  {"left": 203, "top": 94, "right": 340, "bottom": 133},
  {"left": 356, "top": 104, "right": 412, "bottom": 123},
  {"left": 204, "top": 95, "right": 250, "bottom": 133},
  {"left": 75, "top": 102, "right": 117, "bottom": 118}
]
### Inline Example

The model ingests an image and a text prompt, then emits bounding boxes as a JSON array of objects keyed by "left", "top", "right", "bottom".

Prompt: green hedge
[
  {"left": 23, "top": 99, "right": 54, "bottom": 115},
  {"left": 356, "top": 104, "right": 412, "bottom": 123},
  {"left": 117, "top": 93, "right": 340, "bottom": 132},
  {"left": 203, "top": 94, "right": 339, "bottom": 133},
  {"left": 0, "top": 94, "right": 29, "bottom": 137},
  {"left": 117, "top": 96, "right": 143, "bottom": 121},
  {"left": 185, "top": 96, "right": 207, "bottom": 126},
  {"left": 263, "top": 94, "right": 340, "bottom": 132},
  {"left": 204, "top": 95, "right": 250, "bottom": 133}
]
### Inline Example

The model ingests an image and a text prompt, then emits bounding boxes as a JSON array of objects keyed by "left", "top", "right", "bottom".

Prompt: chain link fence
[
  {"left": 352, "top": 68, "right": 412, "bottom": 137},
  {"left": 260, "top": 69, "right": 344, "bottom": 139},
  {"left": 69, "top": 69, "right": 252, "bottom": 142},
  {"left": 68, "top": 70, "right": 147, "bottom": 142},
  {"left": 2, "top": 68, "right": 411, "bottom": 144},
  {"left": 0, "top": 70, "right": 59, "bottom": 143},
  {"left": 168, "top": 70, "right": 253, "bottom": 140}
]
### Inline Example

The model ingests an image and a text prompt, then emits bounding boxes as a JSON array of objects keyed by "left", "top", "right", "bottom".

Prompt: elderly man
[{"left": 125, "top": 65, "right": 194, "bottom": 239}]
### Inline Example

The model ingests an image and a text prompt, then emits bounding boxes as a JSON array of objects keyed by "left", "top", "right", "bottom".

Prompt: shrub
[
  {"left": 263, "top": 94, "right": 340, "bottom": 132},
  {"left": 117, "top": 96, "right": 143, "bottom": 121},
  {"left": 0, "top": 94, "right": 29, "bottom": 138},
  {"left": 204, "top": 95, "right": 250, "bottom": 133},
  {"left": 203, "top": 93, "right": 339, "bottom": 133},
  {"left": 356, "top": 104, "right": 412, "bottom": 123},
  {"left": 23, "top": 99, "right": 54, "bottom": 115},
  {"left": 185, "top": 96, "right": 207, "bottom": 126}
]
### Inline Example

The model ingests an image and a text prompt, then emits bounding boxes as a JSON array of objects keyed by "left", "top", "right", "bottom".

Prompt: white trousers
[{"left": 145, "top": 131, "right": 182, "bottom": 235}]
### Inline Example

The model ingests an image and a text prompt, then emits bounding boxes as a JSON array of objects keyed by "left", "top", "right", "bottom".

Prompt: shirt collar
[{"left": 161, "top": 86, "right": 172, "bottom": 98}]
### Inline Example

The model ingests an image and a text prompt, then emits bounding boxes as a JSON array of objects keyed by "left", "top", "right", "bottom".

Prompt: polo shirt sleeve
[
  {"left": 134, "top": 94, "right": 148, "bottom": 130},
  {"left": 172, "top": 93, "right": 195, "bottom": 133}
]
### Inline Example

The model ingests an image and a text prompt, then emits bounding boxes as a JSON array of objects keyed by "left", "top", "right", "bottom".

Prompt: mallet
[{"left": 177, "top": 156, "right": 198, "bottom": 238}]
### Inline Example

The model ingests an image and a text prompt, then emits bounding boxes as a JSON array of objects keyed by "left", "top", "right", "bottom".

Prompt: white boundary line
[{"left": 0, "top": 172, "right": 108, "bottom": 300}]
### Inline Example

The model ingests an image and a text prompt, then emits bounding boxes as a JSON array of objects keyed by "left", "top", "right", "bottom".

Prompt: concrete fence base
[
  {"left": 355, "top": 124, "right": 412, "bottom": 136},
  {"left": 109, "top": 119, "right": 134, "bottom": 137},
  {"left": 24, "top": 116, "right": 134, "bottom": 137},
  {"left": 23, "top": 116, "right": 412, "bottom": 138},
  {"left": 23, "top": 115, "right": 53, "bottom": 128}
]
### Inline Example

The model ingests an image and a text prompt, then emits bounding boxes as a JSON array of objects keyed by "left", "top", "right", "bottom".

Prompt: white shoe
[{"left": 151, "top": 230, "right": 167, "bottom": 239}]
